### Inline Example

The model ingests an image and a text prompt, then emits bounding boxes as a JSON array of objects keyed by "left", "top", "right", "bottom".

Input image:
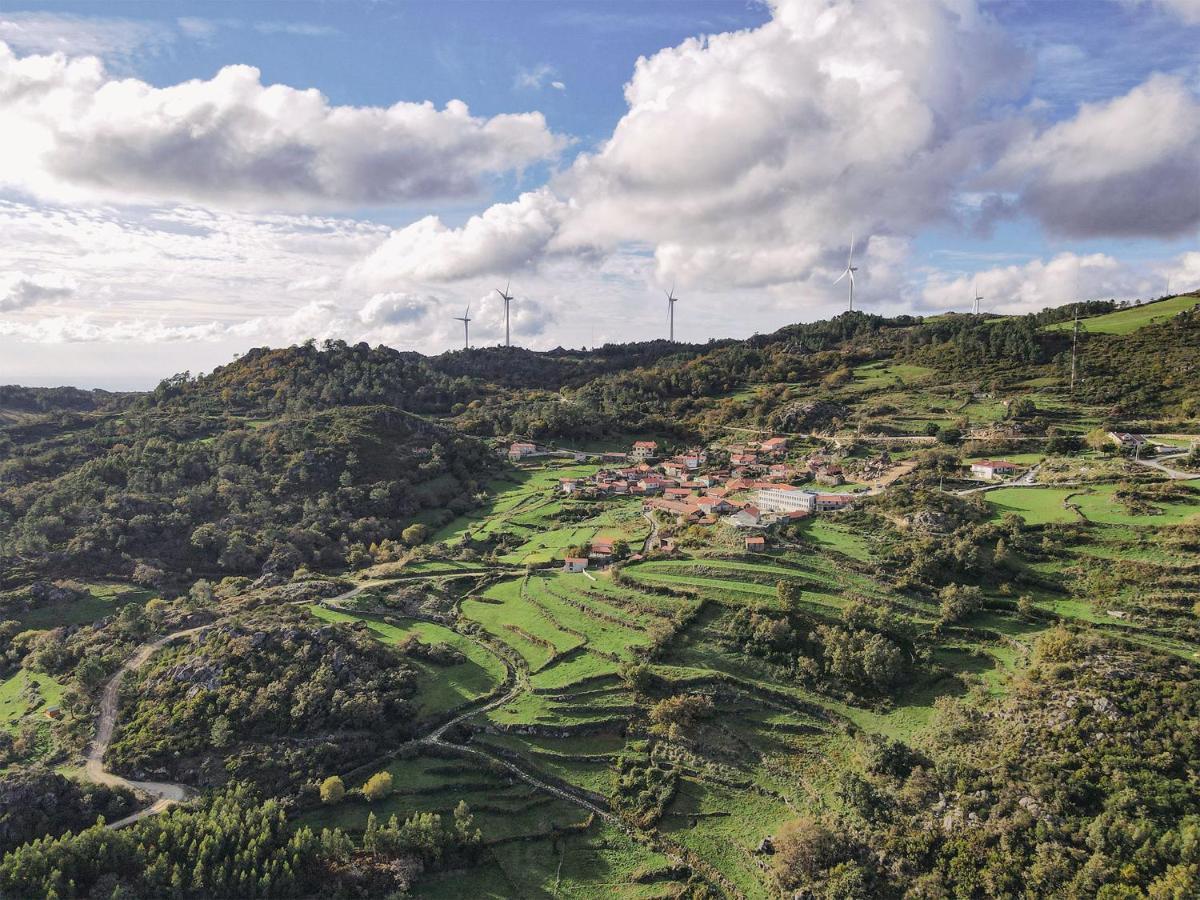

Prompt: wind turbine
[
  {"left": 833, "top": 237, "right": 858, "bottom": 311},
  {"left": 973, "top": 280, "right": 983, "bottom": 315},
  {"left": 454, "top": 303, "right": 471, "bottom": 350},
  {"left": 495, "top": 280, "right": 514, "bottom": 347},
  {"left": 665, "top": 283, "right": 679, "bottom": 342}
]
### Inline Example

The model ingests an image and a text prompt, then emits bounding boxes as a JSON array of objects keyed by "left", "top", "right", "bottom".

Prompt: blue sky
[{"left": 0, "top": 0, "right": 1197, "bottom": 388}]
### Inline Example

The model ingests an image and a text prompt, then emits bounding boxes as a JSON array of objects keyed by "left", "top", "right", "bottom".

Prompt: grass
[
  {"left": 795, "top": 519, "right": 872, "bottom": 560},
  {"left": 985, "top": 487, "right": 1079, "bottom": 525},
  {"left": 306, "top": 605, "right": 506, "bottom": 715},
  {"left": 13, "top": 581, "right": 154, "bottom": 630},
  {"left": 1070, "top": 483, "right": 1200, "bottom": 526},
  {"left": 1044, "top": 294, "right": 1200, "bottom": 335},
  {"left": 461, "top": 579, "right": 583, "bottom": 671},
  {"left": 0, "top": 669, "right": 63, "bottom": 730}
]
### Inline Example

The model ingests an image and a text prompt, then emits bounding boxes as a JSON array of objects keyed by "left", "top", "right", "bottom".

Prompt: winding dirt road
[{"left": 86, "top": 625, "right": 213, "bottom": 827}]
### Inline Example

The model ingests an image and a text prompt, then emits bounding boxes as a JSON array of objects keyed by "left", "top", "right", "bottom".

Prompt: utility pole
[{"left": 1070, "top": 308, "right": 1080, "bottom": 394}]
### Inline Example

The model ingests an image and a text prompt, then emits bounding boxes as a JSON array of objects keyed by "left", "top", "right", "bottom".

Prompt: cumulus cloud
[
  {"left": 550, "top": 0, "right": 1028, "bottom": 288},
  {"left": 358, "top": 292, "right": 439, "bottom": 326},
  {"left": 362, "top": 0, "right": 1030, "bottom": 294},
  {"left": 0, "top": 274, "right": 75, "bottom": 311},
  {"left": 351, "top": 189, "right": 576, "bottom": 285},
  {"left": 0, "top": 41, "right": 565, "bottom": 210},
  {"left": 990, "top": 75, "right": 1200, "bottom": 238},
  {"left": 918, "top": 251, "right": 1174, "bottom": 315}
]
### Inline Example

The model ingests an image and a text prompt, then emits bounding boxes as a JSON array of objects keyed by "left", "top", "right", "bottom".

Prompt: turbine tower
[
  {"left": 495, "top": 280, "right": 514, "bottom": 347},
  {"left": 454, "top": 303, "right": 471, "bottom": 350},
  {"left": 973, "top": 280, "right": 983, "bottom": 315},
  {"left": 833, "top": 237, "right": 858, "bottom": 311},
  {"left": 665, "top": 283, "right": 679, "bottom": 342}
]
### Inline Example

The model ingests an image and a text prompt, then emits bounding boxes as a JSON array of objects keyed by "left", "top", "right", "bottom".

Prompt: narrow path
[{"left": 641, "top": 510, "right": 660, "bottom": 555}]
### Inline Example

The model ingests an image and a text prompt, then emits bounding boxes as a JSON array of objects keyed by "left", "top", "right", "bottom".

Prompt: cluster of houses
[{"left": 555, "top": 437, "right": 865, "bottom": 549}]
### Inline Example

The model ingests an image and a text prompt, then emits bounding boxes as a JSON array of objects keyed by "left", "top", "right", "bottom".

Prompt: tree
[
  {"left": 363, "top": 770, "right": 394, "bottom": 801},
  {"left": 773, "top": 817, "right": 844, "bottom": 888},
  {"left": 777, "top": 580, "right": 804, "bottom": 613},
  {"left": 319, "top": 776, "right": 345, "bottom": 805},
  {"left": 938, "top": 583, "right": 983, "bottom": 627},
  {"left": 402, "top": 524, "right": 429, "bottom": 546}
]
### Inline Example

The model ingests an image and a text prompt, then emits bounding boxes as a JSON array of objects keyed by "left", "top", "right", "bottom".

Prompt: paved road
[
  {"left": 1134, "top": 451, "right": 1195, "bottom": 480},
  {"left": 956, "top": 463, "right": 1042, "bottom": 496}
]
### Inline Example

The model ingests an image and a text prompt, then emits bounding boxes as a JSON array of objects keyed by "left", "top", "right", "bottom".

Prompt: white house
[
  {"left": 970, "top": 460, "right": 1020, "bottom": 480},
  {"left": 1108, "top": 432, "right": 1147, "bottom": 450},
  {"left": 563, "top": 557, "right": 589, "bottom": 573}
]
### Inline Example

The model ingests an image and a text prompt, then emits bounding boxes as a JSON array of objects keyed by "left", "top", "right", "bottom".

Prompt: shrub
[
  {"left": 363, "top": 771, "right": 394, "bottom": 802},
  {"left": 320, "top": 776, "right": 345, "bottom": 805}
]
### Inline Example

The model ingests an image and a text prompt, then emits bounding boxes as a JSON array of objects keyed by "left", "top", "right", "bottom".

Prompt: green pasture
[
  {"left": 985, "top": 487, "right": 1079, "bottom": 525},
  {"left": 1044, "top": 294, "right": 1200, "bottom": 335},
  {"left": 1, "top": 669, "right": 63, "bottom": 730}
]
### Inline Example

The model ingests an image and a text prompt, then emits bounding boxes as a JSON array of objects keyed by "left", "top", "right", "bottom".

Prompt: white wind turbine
[
  {"left": 454, "top": 303, "right": 471, "bottom": 350},
  {"left": 973, "top": 280, "right": 983, "bottom": 315},
  {"left": 665, "top": 283, "right": 679, "bottom": 342},
  {"left": 833, "top": 237, "right": 858, "bottom": 311},
  {"left": 495, "top": 280, "right": 514, "bottom": 347}
]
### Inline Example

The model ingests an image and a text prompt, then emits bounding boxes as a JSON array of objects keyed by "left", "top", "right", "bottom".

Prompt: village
[{"left": 505, "top": 435, "right": 920, "bottom": 570}]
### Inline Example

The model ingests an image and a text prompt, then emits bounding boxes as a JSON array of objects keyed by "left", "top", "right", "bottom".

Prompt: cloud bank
[{"left": 0, "top": 41, "right": 564, "bottom": 211}]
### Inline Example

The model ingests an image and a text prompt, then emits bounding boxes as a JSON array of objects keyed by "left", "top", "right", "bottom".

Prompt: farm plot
[
  {"left": 1071, "top": 483, "right": 1200, "bottom": 526},
  {"left": 461, "top": 579, "right": 584, "bottom": 673},
  {"left": 1, "top": 669, "right": 63, "bottom": 731},
  {"left": 622, "top": 558, "right": 848, "bottom": 615}
]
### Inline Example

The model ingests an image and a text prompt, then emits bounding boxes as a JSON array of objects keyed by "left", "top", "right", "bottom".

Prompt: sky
[{"left": 0, "top": 0, "right": 1197, "bottom": 389}]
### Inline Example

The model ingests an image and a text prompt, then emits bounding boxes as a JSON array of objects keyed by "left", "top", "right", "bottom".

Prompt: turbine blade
[
  {"left": 833, "top": 268, "right": 848, "bottom": 286},
  {"left": 848, "top": 235, "right": 855, "bottom": 263}
]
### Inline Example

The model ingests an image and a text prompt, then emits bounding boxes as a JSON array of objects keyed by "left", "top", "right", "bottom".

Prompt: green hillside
[
  {"left": 1045, "top": 292, "right": 1200, "bottom": 335},
  {"left": 2, "top": 300, "right": 1199, "bottom": 899}
]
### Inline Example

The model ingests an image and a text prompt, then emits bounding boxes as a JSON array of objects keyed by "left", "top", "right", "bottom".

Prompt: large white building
[
  {"left": 755, "top": 485, "right": 856, "bottom": 515},
  {"left": 755, "top": 485, "right": 815, "bottom": 514}
]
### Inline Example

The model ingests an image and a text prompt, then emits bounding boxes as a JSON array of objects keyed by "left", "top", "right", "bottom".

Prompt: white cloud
[
  {"left": 991, "top": 74, "right": 1200, "bottom": 238},
  {"left": 358, "top": 292, "right": 439, "bottom": 326},
  {"left": 351, "top": 188, "right": 578, "bottom": 285},
  {"left": 515, "top": 63, "right": 561, "bottom": 91},
  {"left": 1121, "top": 0, "right": 1200, "bottom": 24},
  {"left": 0, "top": 41, "right": 565, "bottom": 211},
  {"left": 0, "top": 12, "right": 171, "bottom": 59},
  {"left": 918, "top": 251, "right": 1186, "bottom": 315},
  {"left": 0, "top": 273, "right": 75, "bottom": 311}
]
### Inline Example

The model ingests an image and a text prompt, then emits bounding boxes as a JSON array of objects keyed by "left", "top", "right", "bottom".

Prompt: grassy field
[
  {"left": 0, "top": 669, "right": 63, "bottom": 730},
  {"left": 1044, "top": 294, "right": 1200, "bottom": 335},
  {"left": 985, "top": 486, "right": 1079, "bottom": 524}
]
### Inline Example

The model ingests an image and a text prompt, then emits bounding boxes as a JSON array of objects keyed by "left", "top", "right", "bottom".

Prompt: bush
[
  {"left": 319, "top": 776, "right": 345, "bottom": 805},
  {"left": 402, "top": 524, "right": 429, "bottom": 546},
  {"left": 363, "top": 771, "right": 394, "bottom": 802}
]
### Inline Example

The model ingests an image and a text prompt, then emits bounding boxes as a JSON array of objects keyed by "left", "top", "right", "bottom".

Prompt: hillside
[{"left": 1, "top": 296, "right": 1199, "bottom": 898}]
